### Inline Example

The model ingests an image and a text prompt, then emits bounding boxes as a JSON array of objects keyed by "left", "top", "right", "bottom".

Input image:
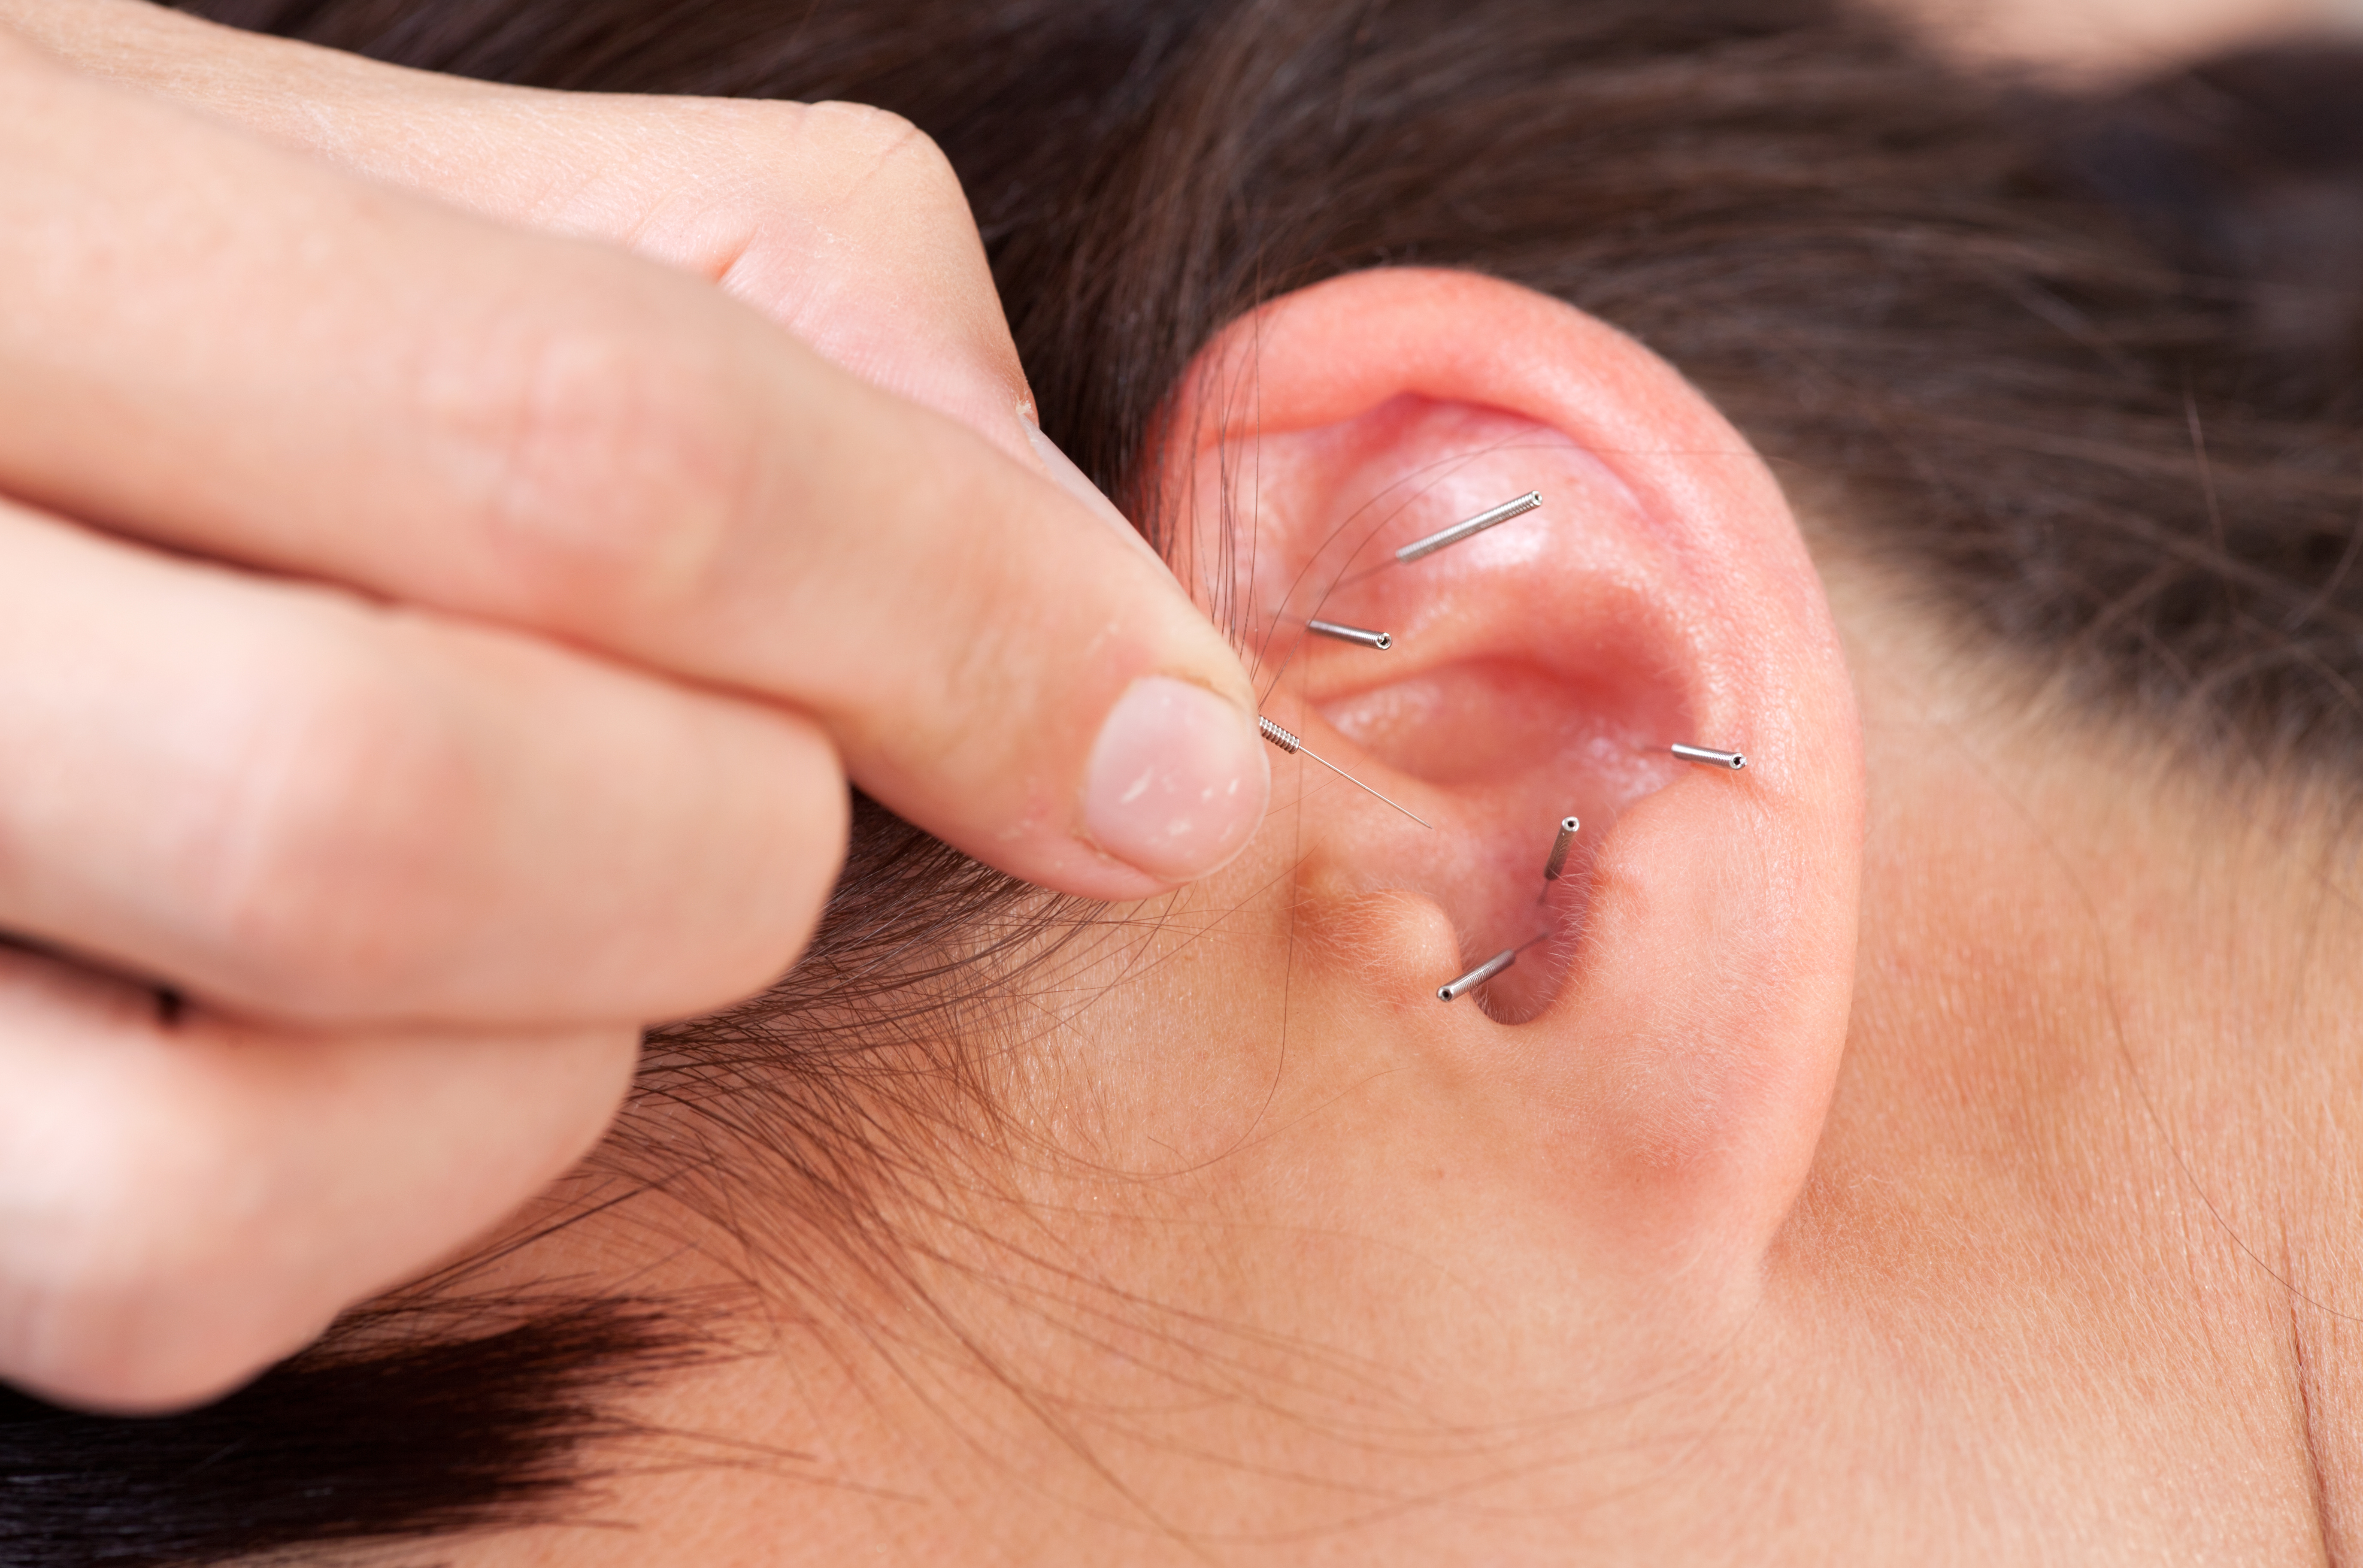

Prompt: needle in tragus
[
  {"left": 1257, "top": 717, "right": 1431, "bottom": 828},
  {"left": 1437, "top": 947, "right": 1517, "bottom": 1002},
  {"left": 1437, "top": 930, "right": 1553, "bottom": 1002}
]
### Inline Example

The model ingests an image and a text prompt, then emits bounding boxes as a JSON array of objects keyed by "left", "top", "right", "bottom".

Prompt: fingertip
[{"left": 1081, "top": 675, "right": 1270, "bottom": 887}]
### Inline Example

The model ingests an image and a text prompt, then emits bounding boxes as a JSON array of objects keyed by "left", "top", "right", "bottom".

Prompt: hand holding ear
[{"left": 0, "top": 10, "right": 1265, "bottom": 1411}]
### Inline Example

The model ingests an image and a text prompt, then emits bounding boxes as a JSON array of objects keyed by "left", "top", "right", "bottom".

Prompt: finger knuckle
[
  {"left": 802, "top": 101, "right": 977, "bottom": 239},
  {"left": 439, "top": 281, "right": 759, "bottom": 625},
  {"left": 184, "top": 633, "right": 482, "bottom": 1009}
]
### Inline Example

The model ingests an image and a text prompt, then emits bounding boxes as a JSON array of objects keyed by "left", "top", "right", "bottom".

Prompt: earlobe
[{"left": 1163, "top": 269, "right": 1863, "bottom": 1268}]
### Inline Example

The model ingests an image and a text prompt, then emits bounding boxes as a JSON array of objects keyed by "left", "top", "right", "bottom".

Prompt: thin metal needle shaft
[
  {"left": 1439, "top": 930, "right": 1553, "bottom": 1002},
  {"left": 1543, "top": 815, "right": 1581, "bottom": 881},
  {"left": 1671, "top": 742, "right": 1747, "bottom": 770},
  {"left": 1258, "top": 717, "right": 1432, "bottom": 828},
  {"left": 1438, "top": 948, "right": 1518, "bottom": 1002},
  {"left": 1395, "top": 491, "right": 1543, "bottom": 563},
  {"left": 1306, "top": 618, "right": 1393, "bottom": 650}
]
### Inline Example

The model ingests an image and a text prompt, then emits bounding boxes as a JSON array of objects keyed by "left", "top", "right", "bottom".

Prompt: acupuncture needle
[
  {"left": 1329, "top": 489, "right": 1547, "bottom": 592},
  {"left": 1305, "top": 618, "right": 1392, "bottom": 650},
  {"left": 1395, "top": 491, "right": 1542, "bottom": 564},
  {"left": 1258, "top": 717, "right": 1431, "bottom": 828},
  {"left": 1437, "top": 929, "right": 1554, "bottom": 1002},
  {"left": 1670, "top": 743, "right": 1747, "bottom": 770},
  {"left": 1537, "top": 814, "right": 1580, "bottom": 903}
]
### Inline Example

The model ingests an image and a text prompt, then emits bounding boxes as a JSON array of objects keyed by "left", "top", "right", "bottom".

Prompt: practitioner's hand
[{"left": 0, "top": 9, "right": 1266, "bottom": 1411}]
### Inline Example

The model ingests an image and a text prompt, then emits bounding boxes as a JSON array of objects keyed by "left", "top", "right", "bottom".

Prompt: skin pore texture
[{"left": 412, "top": 271, "right": 2363, "bottom": 1565}]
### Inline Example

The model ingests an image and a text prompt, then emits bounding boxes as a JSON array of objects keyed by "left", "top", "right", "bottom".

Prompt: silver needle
[
  {"left": 1306, "top": 619, "right": 1393, "bottom": 650},
  {"left": 1437, "top": 932, "right": 1552, "bottom": 1002},
  {"left": 1395, "top": 491, "right": 1543, "bottom": 563},
  {"left": 1258, "top": 717, "right": 1432, "bottom": 828},
  {"left": 1543, "top": 815, "right": 1581, "bottom": 881},
  {"left": 1438, "top": 948, "right": 1518, "bottom": 1002}
]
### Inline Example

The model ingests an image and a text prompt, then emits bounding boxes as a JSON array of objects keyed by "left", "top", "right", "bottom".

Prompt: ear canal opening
[{"left": 1297, "top": 651, "right": 1692, "bottom": 1024}]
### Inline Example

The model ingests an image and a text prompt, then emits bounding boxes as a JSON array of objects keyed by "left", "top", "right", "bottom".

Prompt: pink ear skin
[{"left": 1164, "top": 269, "right": 1863, "bottom": 1278}]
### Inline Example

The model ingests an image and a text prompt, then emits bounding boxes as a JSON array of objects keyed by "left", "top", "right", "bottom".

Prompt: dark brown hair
[{"left": 12, "top": 0, "right": 2363, "bottom": 1561}]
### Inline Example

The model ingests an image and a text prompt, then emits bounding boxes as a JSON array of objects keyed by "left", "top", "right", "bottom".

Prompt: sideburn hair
[{"left": 13, "top": 0, "right": 2363, "bottom": 1561}]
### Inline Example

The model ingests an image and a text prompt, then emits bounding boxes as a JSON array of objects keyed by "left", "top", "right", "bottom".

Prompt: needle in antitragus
[{"left": 1256, "top": 717, "right": 1431, "bottom": 828}]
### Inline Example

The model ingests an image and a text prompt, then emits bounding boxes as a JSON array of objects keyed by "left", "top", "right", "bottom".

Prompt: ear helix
[{"left": 1250, "top": 488, "right": 1758, "bottom": 1007}]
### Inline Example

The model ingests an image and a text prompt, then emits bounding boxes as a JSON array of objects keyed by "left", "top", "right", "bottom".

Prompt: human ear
[{"left": 1160, "top": 269, "right": 1863, "bottom": 1271}]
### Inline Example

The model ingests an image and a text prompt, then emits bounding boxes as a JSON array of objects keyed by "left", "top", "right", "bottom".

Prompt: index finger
[
  {"left": 6, "top": 0, "right": 1051, "bottom": 466},
  {"left": 0, "top": 39, "right": 1267, "bottom": 904}
]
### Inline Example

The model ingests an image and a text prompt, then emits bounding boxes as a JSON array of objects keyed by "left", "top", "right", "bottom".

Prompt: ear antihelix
[
  {"left": 1393, "top": 490, "right": 1544, "bottom": 564},
  {"left": 1291, "top": 491, "right": 1544, "bottom": 651}
]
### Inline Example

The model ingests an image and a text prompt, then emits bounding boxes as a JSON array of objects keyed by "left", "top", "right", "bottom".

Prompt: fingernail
[
  {"left": 1083, "top": 676, "right": 1269, "bottom": 884},
  {"left": 1022, "top": 418, "right": 1174, "bottom": 574}
]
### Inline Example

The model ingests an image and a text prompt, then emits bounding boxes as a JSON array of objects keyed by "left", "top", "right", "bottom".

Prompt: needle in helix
[{"left": 1257, "top": 717, "right": 1432, "bottom": 828}]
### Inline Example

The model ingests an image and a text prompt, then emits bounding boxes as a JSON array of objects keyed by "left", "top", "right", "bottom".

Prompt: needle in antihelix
[
  {"left": 1395, "top": 491, "right": 1542, "bottom": 564},
  {"left": 1257, "top": 717, "right": 1432, "bottom": 828}
]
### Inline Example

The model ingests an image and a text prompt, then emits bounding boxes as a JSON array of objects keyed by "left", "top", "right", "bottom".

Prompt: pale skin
[{"left": 392, "top": 273, "right": 2363, "bottom": 1565}]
